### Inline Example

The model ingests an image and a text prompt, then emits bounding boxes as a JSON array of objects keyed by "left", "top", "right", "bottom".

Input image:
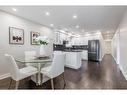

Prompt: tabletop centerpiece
[{"left": 35, "top": 36, "right": 49, "bottom": 59}]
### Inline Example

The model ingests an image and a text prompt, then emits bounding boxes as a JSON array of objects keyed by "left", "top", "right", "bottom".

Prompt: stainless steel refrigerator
[{"left": 88, "top": 40, "right": 100, "bottom": 62}]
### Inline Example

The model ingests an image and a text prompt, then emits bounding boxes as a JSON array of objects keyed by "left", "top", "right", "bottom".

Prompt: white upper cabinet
[
  {"left": 54, "top": 32, "right": 60, "bottom": 44},
  {"left": 70, "top": 34, "right": 101, "bottom": 45},
  {"left": 54, "top": 30, "right": 102, "bottom": 45},
  {"left": 54, "top": 31, "right": 71, "bottom": 44}
]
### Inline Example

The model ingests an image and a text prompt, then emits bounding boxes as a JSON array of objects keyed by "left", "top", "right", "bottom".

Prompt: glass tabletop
[{"left": 15, "top": 57, "right": 52, "bottom": 63}]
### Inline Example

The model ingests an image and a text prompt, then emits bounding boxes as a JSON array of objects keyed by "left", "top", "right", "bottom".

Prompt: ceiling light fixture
[
  {"left": 81, "top": 29, "right": 85, "bottom": 32},
  {"left": 85, "top": 33, "right": 90, "bottom": 36},
  {"left": 107, "top": 31, "right": 110, "bottom": 34},
  {"left": 75, "top": 34, "right": 80, "bottom": 37},
  {"left": 96, "top": 30, "right": 101, "bottom": 35},
  {"left": 73, "top": 14, "right": 77, "bottom": 19},
  {"left": 45, "top": 12, "right": 50, "bottom": 16},
  {"left": 50, "top": 24, "right": 54, "bottom": 27},
  {"left": 76, "top": 25, "right": 79, "bottom": 28},
  {"left": 64, "top": 28, "right": 68, "bottom": 31},
  {"left": 12, "top": 8, "right": 17, "bottom": 12}
]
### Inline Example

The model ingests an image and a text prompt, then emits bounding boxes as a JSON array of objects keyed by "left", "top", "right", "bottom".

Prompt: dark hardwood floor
[
  {"left": 0, "top": 54, "right": 127, "bottom": 89},
  {"left": 65, "top": 54, "right": 127, "bottom": 89}
]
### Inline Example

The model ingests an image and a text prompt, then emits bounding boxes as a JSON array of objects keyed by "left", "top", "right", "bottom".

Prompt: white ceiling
[{"left": 0, "top": 6, "right": 126, "bottom": 39}]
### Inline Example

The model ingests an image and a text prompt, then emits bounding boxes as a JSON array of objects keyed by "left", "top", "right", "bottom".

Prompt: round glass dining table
[{"left": 15, "top": 57, "right": 52, "bottom": 85}]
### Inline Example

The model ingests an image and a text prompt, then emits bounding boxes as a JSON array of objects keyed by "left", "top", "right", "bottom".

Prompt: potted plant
[{"left": 35, "top": 36, "right": 49, "bottom": 57}]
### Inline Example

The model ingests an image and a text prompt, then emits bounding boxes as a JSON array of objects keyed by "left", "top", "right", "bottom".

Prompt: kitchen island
[{"left": 64, "top": 50, "right": 82, "bottom": 69}]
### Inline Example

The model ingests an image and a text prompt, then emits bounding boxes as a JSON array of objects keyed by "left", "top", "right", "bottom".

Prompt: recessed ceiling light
[
  {"left": 73, "top": 14, "right": 77, "bottom": 19},
  {"left": 81, "top": 29, "right": 85, "bottom": 32},
  {"left": 64, "top": 28, "right": 68, "bottom": 31},
  {"left": 12, "top": 8, "right": 17, "bottom": 12},
  {"left": 96, "top": 32, "right": 101, "bottom": 35},
  {"left": 45, "top": 12, "right": 50, "bottom": 16},
  {"left": 50, "top": 24, "right": 54, "bottom": 27},
  {"left": 76, "top": 25, "right": 79, "bottom": 28},
  {"left": 85, "top": 33, "right": 90, "bottom": 36},
  {"left": 75, "top": 34, "right": 81, "bottom": 37},
  {"left": 107, "top": 34, "right": 111, "bottom": 36},
  {"left": 96, "top": 30, "right": 101, "bottom": 34},
  {"left": 107, "top": 31, "right": 110, "bottom": 34}
]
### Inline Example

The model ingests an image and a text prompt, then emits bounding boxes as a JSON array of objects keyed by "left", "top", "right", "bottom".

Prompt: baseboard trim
[
  {"left": 111, "top": 55, "right": 118, "bottom": 64},
  {"left": 111, "top": 55, "right": 127, "bottom": 80},
  {"left": 0, "top": 73, "right": 10, "bottom": 80},
  {"left": 119, "top": 65, "right": 127, "bottom": 81},
  {"left": 99, "top": 54, "right": 105, "bottom": 61}
]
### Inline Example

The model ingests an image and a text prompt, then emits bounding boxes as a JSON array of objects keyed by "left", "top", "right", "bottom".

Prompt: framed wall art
[
  {"left": 9, "top": 27, "right": 24, "bottom": 45},
  {"left": 31, "top": 31, "right": 40, "bottom": 45}
]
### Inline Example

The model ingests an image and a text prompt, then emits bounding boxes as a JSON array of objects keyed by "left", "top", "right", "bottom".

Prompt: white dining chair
[
  {"left": 25, "top": 51, "right": 37, "bottom": 67},
  {"left": 41, "top": 53, "right": 66, "bottom": 89},
  {"left": 37, "top": 51, "right": 63, "bottom": 68},
  {"left": 5, "top": 54, "right": 38, "bottom": 89}
]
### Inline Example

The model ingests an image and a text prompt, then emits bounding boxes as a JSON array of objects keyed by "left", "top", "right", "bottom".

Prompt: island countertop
[{"left": 63, "top": 49, "right": 83, "bottom": 52}]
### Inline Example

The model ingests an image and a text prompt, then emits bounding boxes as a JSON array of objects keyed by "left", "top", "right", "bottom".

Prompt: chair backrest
[
  {"left": 4, "top": 54, "right": 20, "bottom": 80},
  {"left": 50, "top": 53, "right": 65, "bottom": 78},
  {"left": 25, "top": 51, "right": 36, "bottom": 61},
  {"left": 25, "top": 51, "right": 36, "bottom": 66}
]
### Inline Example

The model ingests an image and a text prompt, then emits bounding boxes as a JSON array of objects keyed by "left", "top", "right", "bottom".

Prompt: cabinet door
[
  {"left": 65, "top": 53, "right": 70, "bottom": 65},
  {"left": 66, "top": 53, "right": 75, "bottom": 66},
  {"left": 82, "top": 50, "right": 88, "bottom": 60},
  {"left": 54, "top": 32, "right": 60, "bottom": 44}
]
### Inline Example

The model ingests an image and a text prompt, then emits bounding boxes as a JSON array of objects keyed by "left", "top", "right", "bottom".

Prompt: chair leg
[
  {"left": 62, "top": 73, "right": 66, "bottom": 89},
  {"left": 36, "top": 73, "right": 38, "bottom": 86},
  {"left": 8, "top": 78, "right": 12, "bottom": 89},
  {"left": 15, "top": 81, "right": 19, "bottom": 89},
  {"left": 51, "top": 78, "right": 54, "bottom": 89},
  {"left": 41, "top": 74, "right": 43, "bottom": 85}
]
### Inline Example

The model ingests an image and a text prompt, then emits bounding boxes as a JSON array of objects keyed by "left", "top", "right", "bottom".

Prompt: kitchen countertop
[{"left": 63, "top": 50, "right": 82, "bottom": 52}]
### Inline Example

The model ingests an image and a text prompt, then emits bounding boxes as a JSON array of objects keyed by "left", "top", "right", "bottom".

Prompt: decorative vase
[{"left": 40, "top": 45, "right": 46, "bottom": 57}]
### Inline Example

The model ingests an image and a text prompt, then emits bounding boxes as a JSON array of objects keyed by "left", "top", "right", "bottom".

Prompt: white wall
[
  {"left": 112, "top": 9, "right": 127, "bottom": 80},
  {"left": 111, "top": 29, "right": 120, "bottom": 64},
  {"left": 119, "top": 10, "right": 127, "bottom": 80},
  {"left": 0, "top": 11, "right": 54, "bottom": 77},
  {"left": 99, "top": 34, "right": 106, "bottom": 61}
]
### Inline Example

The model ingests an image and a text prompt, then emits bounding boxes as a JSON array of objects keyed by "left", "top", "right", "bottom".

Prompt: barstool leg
[
  {"left": 15, "top": 81, "right": 19, "bottom": 89},
  {"left": 51, "top": 78, "right": 54, "bottom": 89},
  {"left": 8, "top": 78, "right": 12, "bottom": 89}
]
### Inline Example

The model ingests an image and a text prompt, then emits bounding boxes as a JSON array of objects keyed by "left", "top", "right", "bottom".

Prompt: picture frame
[
  {"left": 9, "top": 27, "right": 24, "bottom": 45},
  {"left": 31, "top": 31, "right": 40, "bottom": 45}
]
